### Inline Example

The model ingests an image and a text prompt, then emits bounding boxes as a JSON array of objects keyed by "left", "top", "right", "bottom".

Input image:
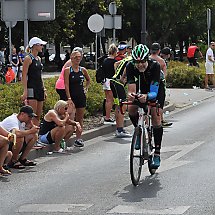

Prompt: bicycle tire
[
  {"left": 130, "top": 127, "right": 143, "bottom": 186},
  {"left": 147, "top": 126, "right": 156, "bottom": 175}
]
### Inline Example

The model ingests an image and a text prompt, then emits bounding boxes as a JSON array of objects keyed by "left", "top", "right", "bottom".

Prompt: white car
[{"left": 49, "top": 54, "right": 66, "bottom": 62}]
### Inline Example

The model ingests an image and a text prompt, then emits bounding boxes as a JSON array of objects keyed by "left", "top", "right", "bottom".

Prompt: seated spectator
[
  {"left": 0, "top": 135, "right": 11, "bottom": 176},
  {"left": 3, "top": 151, "right": 13, "bottom": 172},
  {"left": 0, "top": 105, "right": 39, "bottom": 169},
  {"left": 39, "top": 100, "right": 82, "bottom": 153}
]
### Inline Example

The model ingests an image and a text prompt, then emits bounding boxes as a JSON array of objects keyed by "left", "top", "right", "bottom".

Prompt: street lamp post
[{"left": 141, "top": 0, "right": 147, "bottom": 44}]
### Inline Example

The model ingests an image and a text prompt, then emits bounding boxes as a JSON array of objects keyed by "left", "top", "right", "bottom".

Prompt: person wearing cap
[
  {"left": 39, "top": 100, "right": 82, "bottom": 153},
  {"left": 149, "top": 42, "right": 172, "bottom": 127},
  {"left": 115, "top": 42, "right": 127, "bottom": 61},
  {"left": 21, "top": 37, "right": 47, "bottom": 126},
  {"left": 0, "top": 105, "right": 39, "bottom": 169},
  {"left": 111, "top": 42, "right": 132, "bottom": 137}
]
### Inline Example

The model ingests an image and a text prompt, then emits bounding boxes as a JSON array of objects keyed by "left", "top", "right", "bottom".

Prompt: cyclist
[{"left": 126, "top": 44, "right": 163, "bottom": 169}]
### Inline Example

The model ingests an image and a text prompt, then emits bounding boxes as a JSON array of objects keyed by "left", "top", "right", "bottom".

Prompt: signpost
[
  {"left": 88, "top": 14, "right": 104, "bottom": 70},
  {"left": 104, "top": 2, "right": 122, "bottom": 43},
  {"left": 207, "top": 8, "right": 211, "bottom": 47},
  {"left": 141, "top": 0, "right": 147, "bottom": 44},
  {"left": 1, "top": 0, "right": 55, "bottom": 49}
]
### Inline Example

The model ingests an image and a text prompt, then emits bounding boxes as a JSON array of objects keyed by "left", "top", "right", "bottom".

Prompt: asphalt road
[{"left": 1, "top": 96, "right": 215, "bottom": 215}]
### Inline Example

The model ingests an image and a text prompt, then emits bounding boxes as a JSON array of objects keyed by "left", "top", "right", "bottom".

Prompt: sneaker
[
  {"left": 74, "top": 139, "right": 84, "bottom": 147},
  {"left": 162, "top": 120, "right": 173, "bottom": 127},
  {"left": 135, "top": 135, "right": 140, "bottom": 150},
  {"left": 103, "top": 118, "right": 116, "bottom": 125},
  {"left": 34, "top": 140, "right": 48, "bottom": 147},
  {"left": 115, "top": 130, "right": 132, "bottom": 138},
  {"left": 150, "top": 155, "right": 161, "bottom": 169}
]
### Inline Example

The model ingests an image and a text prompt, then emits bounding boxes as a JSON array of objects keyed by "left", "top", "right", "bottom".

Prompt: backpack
[{"left": 95, "top": 64, "right": 105, "bottom": 83}]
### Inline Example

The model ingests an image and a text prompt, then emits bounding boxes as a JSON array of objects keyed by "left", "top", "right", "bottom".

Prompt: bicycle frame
[{"left": 120, "top": 99, "right": 158, "bottom": 186}]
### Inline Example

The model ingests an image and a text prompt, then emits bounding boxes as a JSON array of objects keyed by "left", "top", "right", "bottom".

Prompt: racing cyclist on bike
[{"left": 126, "top": 44, "right": 164, "bottom": 169}]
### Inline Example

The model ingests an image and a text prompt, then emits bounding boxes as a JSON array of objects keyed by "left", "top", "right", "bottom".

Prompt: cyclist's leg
[
  {"left": 110, "top": 80, "right": 131, "bottom": 137},
  {"left": 151, "top": 107, "right": 163, "bottom": 168},
  {"left": 128, "top": 104, "right": 138, "bottom": 127}
]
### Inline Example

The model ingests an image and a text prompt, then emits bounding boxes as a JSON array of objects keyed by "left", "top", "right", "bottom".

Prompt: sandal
[
  {"left": 19, "top": 158, "right": 37, "bottom": 166},
  {"left": 0, "top": 167, "right": 11, "bottom": 176},
  {"left": 8, "top": 161, "right": 25, "bottom": 169}
]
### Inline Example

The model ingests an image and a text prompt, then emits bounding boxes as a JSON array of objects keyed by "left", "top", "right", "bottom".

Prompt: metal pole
[
  {"left": 208, "top": 29, "right": 210, "bottom": 47},
  {"left": 113, "top": 15, "right": 116, "bottom": 43},
  {"left": 9, "top": 22, "right": 12, "bottom": 63},
  {"left": 24, "top": 0, "right": 28, "bottom": 48},
  {"left": 95, "top": 33, "right": 98, "bottom": 70},
  {"left": 141, "top": 0, "right": 147, "bottom": 44}
]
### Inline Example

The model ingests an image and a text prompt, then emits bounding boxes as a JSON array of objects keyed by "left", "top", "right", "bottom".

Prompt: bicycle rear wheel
[{"left": 130, "top": 127, "right": 143, "bottom": 186}]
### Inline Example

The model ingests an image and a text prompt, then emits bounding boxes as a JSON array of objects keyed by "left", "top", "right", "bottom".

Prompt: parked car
[
  {"left": 84, "top": 52, "right": 95, "bottom": 62},
  {"left": 49, "top": 54, "right": 66, "bottom": 62}
]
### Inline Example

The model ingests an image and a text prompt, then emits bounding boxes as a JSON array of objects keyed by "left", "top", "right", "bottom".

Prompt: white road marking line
[
  {"left": 107, "top": 205, "right": 190, "bottom": 214},
  {"left": 164, "top": 141, "right": 204, "bottom": 161},
  {"left": 17, "top": 204, "right": 93, "bottom": 213},
  {"left": 125, "top": 141, "right": 205, "bottom": 173}
]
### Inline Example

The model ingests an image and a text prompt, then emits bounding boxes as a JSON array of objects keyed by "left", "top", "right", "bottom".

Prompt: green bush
[
  {"left": 0, "top": 62, "right": 207, "bottom": 121},
  {"left": 0, "top": 70, "right": 104, "bottom": 121},
  {"left": 166, "top": 61, "right": 205, "bottom": 88}
]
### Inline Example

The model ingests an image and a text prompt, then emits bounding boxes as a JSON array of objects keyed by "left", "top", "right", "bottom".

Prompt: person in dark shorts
[
  {"left": 64, "top": 50, "right": 90, "bottom": 147},
  {"left": 0, "top": 105, "right": 39, "bottom": 169},
  {"left": 21, "top": 37, "right": 47, "bottom": 126},
  {"left": 149, "top": 42, "right": 172, "bottom": 127},
  {"left": 126, "top": 44, "right": 163, "bottom": 169},
  {"left": 39, "top": 100, "right": 82, "bottom": 152}
]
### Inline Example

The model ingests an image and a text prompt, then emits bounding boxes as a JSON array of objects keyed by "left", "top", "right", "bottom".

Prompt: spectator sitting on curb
[
  {"left": 39, "top": 100, "right": 82, "bottom": 153},
  {"left": 0, "top": 105, "right": 39, "bottom": 169},
  {"left": 0, "top": 130, "right": 14, "bottom": 176}
]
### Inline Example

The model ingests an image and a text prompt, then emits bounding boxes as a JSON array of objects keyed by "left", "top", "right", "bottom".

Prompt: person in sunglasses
[
  {"left": 21, "top": 37, "right": 47, "bottom": 127},
  {"left": 39, "top": 100, "right": 81, "bottom": 153},
  {"left": 126, "top": 44, "right": 163, "bottom": 169}
]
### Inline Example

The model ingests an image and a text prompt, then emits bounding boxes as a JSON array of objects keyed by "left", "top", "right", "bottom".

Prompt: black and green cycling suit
[
  {"left": 126, "top": 59, "right": 164, "bottom": 106},
  {"left": 110, "top": 56, "right": 132, "bottom": 105}
]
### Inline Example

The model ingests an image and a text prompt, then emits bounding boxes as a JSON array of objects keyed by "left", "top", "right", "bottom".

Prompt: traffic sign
[{"left": 88, "top": 14, "right": 104, "bottom": 33}]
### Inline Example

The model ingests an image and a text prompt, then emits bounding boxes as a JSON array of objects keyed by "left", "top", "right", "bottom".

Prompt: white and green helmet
[{"left": 132, "top": 44, "right": 149, "bottom": 60}]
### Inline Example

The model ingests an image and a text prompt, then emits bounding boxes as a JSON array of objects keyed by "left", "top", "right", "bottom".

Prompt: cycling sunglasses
[{"left": 133, "top": 59, "right": 147, "bottom": 64}]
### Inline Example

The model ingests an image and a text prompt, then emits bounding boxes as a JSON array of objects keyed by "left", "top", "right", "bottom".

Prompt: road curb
[{"left": 28, "top": 103, "right": 175, "bottom": 161}]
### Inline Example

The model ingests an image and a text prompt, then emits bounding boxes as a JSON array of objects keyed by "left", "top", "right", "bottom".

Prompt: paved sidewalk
[
  {"left": 28, "top": 87, "right": 215, "bottom": 160},
  {"left": 165, "top": 88, "right": 215, "bottom": 110}
]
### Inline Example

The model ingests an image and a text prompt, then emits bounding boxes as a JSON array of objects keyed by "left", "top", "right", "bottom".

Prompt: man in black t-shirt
[{"left": 126, "top": 44, "right": 163, "bottom": 169}]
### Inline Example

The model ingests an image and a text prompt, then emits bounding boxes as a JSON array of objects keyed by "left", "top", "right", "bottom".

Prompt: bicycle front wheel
[{"left": 130, "top": 127, "right": 143, "bottom": 186}]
